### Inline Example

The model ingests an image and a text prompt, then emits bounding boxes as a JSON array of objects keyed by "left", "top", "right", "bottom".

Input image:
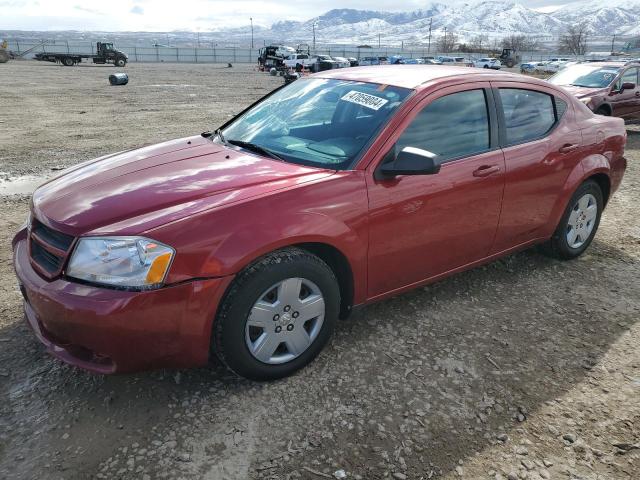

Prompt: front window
[
  {"left": 615, "top": 67, "right": 638, "bottom": 90},
  {"left": 220, "top": 78, "right": 411, "bottom": 170},
  {"left": 395, "top": 89, "right": 490, "bottom": 162},
  {"left": 549, "top": 65, "right": 621, "bottom": 88}
]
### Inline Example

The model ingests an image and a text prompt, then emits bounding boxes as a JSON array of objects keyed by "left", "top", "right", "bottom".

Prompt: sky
[{"left": 0, "top": 0, "right": 577, "bottom": 31}]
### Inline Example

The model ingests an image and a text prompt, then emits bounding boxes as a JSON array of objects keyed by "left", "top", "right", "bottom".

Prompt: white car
[
  {"left": 544, "top": 59, "right": 575, "bottom": 73},
  {"left": 534, "top": 61, "right": 550, "bottom": 72},
  {"left": 283, "top": 53, "right": 315, "bottom": 69},
  {"left": 474, "top": 58, "right": 501, "bottom": 69},
  {"left": 332, "top": 56, "right": 351, "bottom": 69}
]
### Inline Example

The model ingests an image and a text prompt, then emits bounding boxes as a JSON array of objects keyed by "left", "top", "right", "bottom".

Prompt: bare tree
[
  {"left": 469, "top": 34, "right": 489, "bottom": 52},
  {"left": 559, "top": 23, "right": 589, "bottom": 55},
  {"left": 501, "top": 34, "right": 539, "bottom": 52},
  {"left": 437, "top": 31, "right": 458, "bottom": 53}
]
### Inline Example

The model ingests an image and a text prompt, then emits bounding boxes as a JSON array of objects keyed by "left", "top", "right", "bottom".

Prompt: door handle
[
  {"left": 559, "top": 143, "right": 579, "bottom": 153},
  {"left": 635, "top": 91, "right": 640, "bottom": 97},
  {"left": 472, "top": 165, "right": 501, "bottom": 177}
]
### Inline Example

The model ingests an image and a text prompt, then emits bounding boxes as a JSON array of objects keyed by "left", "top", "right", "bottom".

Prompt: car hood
[
  {"left": 558, "top": 84, "right": 605, "bottom": 98},
  {"left": 32, "top": 135, "right": 334, "bottom": 236}
]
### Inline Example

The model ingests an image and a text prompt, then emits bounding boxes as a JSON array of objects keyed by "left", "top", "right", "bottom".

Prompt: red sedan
[{"left": 13, "top": 66, "right": 627, "bottom": 380}]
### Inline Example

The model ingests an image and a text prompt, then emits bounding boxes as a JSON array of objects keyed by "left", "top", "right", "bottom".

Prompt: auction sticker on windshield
[{"left": 341, "top": 91, "right": 389, "bottom": 111}]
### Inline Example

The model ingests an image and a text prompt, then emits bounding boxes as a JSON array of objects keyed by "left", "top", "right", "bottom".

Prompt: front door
[
  {"left": 366, "top": 85, "right": 505, "bottom": 299},
  {"left": 610, "top": 67, "right": 640, "bottom": 119}
]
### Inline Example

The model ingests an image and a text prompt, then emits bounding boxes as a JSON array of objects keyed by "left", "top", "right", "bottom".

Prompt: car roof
[
  {"left": 580, "top": 61, "right": 626, "bottom": 68},
  {"left": 313, "top": 65, "right": 534, "bottom": 90}
]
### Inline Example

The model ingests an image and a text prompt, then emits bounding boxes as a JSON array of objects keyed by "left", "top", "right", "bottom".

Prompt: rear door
[{"left": 490, "top": 82, "right": 583, "bottom": 252}]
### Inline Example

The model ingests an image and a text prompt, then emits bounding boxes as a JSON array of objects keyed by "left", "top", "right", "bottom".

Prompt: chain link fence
[{"left": 6, "top": 39, "right": 627, "bottom": 64}]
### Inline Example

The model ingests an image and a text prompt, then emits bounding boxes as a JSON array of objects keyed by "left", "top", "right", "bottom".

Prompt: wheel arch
[
  {"left": 586, "top": 172, "right": 611, "bottom": 207},
  {"left": 215, "top": 240, "right": 357, "bottom": 323},
  {"left": 546, "top": 156, "right": 611, "bottom": 237},
  {"left": 595, "top": 103, "right": 612, "bottom": 116},
  {"left": 294, "top": 242, "right": 355, "bottom": 319}
]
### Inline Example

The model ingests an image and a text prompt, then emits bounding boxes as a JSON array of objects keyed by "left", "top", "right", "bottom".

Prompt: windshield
[
  {"left": 549, "top": 65, "right": 620, "bottom": 88},
  {"left": 219, "top": 78, "right": 411, "bottom": 170}
]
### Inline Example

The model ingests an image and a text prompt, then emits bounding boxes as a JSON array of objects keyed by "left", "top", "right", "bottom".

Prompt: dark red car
[
  {"left": 548, "top": 61, "right": 640, "bottom": 119},
  {"left": 13, "top": 66, "right": 627, "bottom": 380}
]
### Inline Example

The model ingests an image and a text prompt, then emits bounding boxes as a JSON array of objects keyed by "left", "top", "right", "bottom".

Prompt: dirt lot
[{"left": 0, "top": 61, "right": 638, "bottom": 480}]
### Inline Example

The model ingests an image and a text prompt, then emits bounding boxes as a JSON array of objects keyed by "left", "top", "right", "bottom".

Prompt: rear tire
[
  {"left": 541, "top": 180, "right": 603, "bottom": 260},
  {"left": 62, "top": 57, "right": 74, "bottom": 67},
  {"left": 213, "top": 248, "right": 340, "bottom": 381}
]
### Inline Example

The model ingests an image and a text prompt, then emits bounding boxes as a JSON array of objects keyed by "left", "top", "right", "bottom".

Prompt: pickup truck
[{"left": 283, "top": 53, "right": 315, "bottom": 69}]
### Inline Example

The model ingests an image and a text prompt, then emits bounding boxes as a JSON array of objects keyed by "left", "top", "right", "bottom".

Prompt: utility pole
[
  {"left": 611, "top": 33, "right": 616, "bottom": 53},
  {"left": 250, "top": 17, "right": 254, "bottom": 49},
  {"left": 378, "top": 33, "right": 381, "bottom": 48},
  {"left": 197, "top": 31, "right": 200, "bottom": 48},
  {"left": 313, "top": 22, "right": 317, "bottom": 51},
  {"left": 427, "top": 18, "right": 432, "bottom": 54},
  {"left": 444, "top": 26, "right": 447, "bottom": 53}
]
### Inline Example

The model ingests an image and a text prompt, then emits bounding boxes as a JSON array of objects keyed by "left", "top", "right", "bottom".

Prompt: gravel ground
[{"left": 0, "top": 61, "right": 638, "bottom": 480}]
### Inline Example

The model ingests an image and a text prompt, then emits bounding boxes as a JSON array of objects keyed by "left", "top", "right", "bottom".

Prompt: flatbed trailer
[{"left": 34, "top": 42, "right": 128, "bottom": 67}]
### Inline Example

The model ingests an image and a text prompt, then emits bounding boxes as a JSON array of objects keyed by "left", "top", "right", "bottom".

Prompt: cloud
[
  {"left": 74, "top": 5, "right": 101, "bottom": 14},
  {"left": 130, "top": 5, "right": 144, "bottom": 15}
]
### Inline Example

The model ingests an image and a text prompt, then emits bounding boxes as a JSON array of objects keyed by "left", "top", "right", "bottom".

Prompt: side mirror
[
  {"left": 379, "top": 147, "right": 441, "bottom": 177},
  {"left": 621, "top": 82, "right": 636, "bottom": 91}
]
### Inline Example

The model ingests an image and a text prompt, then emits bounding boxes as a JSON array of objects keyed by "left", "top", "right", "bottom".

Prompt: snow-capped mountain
[
  {"left": 552, "top": 0, "right": 640, "bottom": 35},
  {"left": 247, "top": 1, "right": 640, "bottom": 45}
]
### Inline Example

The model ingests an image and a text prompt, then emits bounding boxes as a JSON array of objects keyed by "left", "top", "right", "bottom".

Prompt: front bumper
[{"left": 13, "top": 233, "right": 232, "bottom": 374}]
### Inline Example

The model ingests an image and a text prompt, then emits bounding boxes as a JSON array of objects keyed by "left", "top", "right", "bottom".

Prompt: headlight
[
  {"left": 67, "top": 237, "right": 174, "bottom": 289},
  {"left": 579, "top": 97, "right": 592, "bottom": 105}
]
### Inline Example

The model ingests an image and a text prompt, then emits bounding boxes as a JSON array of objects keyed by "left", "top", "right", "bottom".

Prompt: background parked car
[
  {"left": 332, "top": 56, "right": 351, "bottom": 69},
  {"left": 359, "top": 56, "right": 380, "bottom": 66},
  {"left": 309, "top": 55, "right": 339, "bottom": 72},
  {"left": 474, "top": 58, "right": 502, "bottom": 69},
  {"left": 437, "top": 56, "right": 457, "bottom": 64},
  {"left": 520, "top": 62, "right": 538, "bottom": 73},
  {"left": 283, "top": 53, "right": 314, "bottom": 70},
  {"left": 548, "top": 61, "right": 640, "bottom": 120},
  {"left": 347, "top": 57, "right": 359, "bottom": 67}
]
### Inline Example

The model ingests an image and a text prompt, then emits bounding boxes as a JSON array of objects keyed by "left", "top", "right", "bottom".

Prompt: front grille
[
  {"left": 29, "top": 219, "right": 75, "bottom": 278},
  {"left": 32, "top": 221, "right": 74, "bottom": 251}
]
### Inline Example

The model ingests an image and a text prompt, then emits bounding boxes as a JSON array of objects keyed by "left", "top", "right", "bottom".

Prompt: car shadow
[{"left": 0, "top": 239, "right": 638, "bottom": 479}]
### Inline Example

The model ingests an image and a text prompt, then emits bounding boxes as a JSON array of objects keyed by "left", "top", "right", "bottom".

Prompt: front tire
[
  {"left": 542, "top": 180, "right": 603, "bottom": 260},
  {"left": 115, "top": 58, "right": 126, "bottom": 67},
  {"left": 595, "top": 106, "right": 610, "bottom": 116},
  {"left": 213, "top": 248, "right": 340, "bottom": 380},
  {"left": 62, "top": 57, "right": 74, "bottom": 66}
]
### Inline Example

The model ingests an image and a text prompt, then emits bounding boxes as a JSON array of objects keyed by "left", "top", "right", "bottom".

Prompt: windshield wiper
[{"left": 227, "top": 139, "right": 284, "bottom": 161}]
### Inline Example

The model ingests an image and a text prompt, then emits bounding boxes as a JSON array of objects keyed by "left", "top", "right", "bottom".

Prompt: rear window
[{"left": 499, "top": 89, "right": 557, "bottom": 145}]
